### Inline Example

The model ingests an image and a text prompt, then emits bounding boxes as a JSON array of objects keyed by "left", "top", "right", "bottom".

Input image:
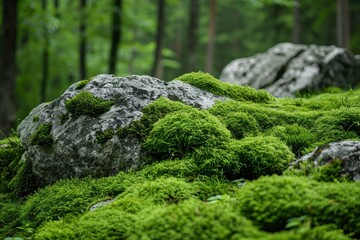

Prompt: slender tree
[
  {"left": 79, "top": 0, "right": 87, "bottom": 79},
  {"left": 185, "top": 0, "right": 200, "bottom": 72},
  {"left": 40, "top": 0, "right": 49, "bottom": 103},
  {"left": 336, "top": 0, "right": 350, "bottom": 48},
  {"left": 0, "top": 0, "right": 18, "bottom": 137},
  {"left": 206, "top": 0, "right": 216, "bottom": 74},
  {"left": 109, "top": 0, "right": 123, "bottom": 74},
  {"left": 151, "top": 0, "right": 165, "bottom": 78},
  {"left": 292, "top": 0, "right": 301, "bottom": 43}
]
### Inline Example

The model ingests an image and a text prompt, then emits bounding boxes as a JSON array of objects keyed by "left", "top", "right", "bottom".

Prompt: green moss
[
  {"left": 0, "top": 137, "right": 24, "bottom": 193},
  {"left": 65, "top": 91, "right": 114, "bottom": 118},
  {"left": 96, "top": 129, "right": 114, "bottom": 144},
  {"left": 60, "top": 113, "right": 69, "bottom": 125},
  {"left": 143, "top": 108, "right": 231, "bottom": 160},
  {"left": 128, "top": 199, "right": 264, "bottom": 240},
  {"left": 266, "top": 124, "right": 317, "bottom": 157},
  {"left": 219, "top": 112, "right": 260, "bottom": 139},
  {"left": 117, "top": 97, "right": 192, "bottom": 140},
  {"left": 195, "top": 137, "right": 294, "bottom": 180},
  {"left": 30, "top": 123, "right": 53, "bottom": 147},
  {"left": 0, "top": 199, "right": 21, "bottom": 238},
  {"left": 235, "top": 175, "right": 360, "bottom": 237},
  {"left": 176, "top": 71, "right": 274, "bottom": 103},
  {"left": 75, "top": 79, "right": 91, "bottom": 90},
  {"left": 32, "top": 116, "right": 40, "bottom": 122}
]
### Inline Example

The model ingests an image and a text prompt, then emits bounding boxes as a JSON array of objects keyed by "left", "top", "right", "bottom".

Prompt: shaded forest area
[{"left": 0, "top": 0, "right": 360, "bottom": 137}]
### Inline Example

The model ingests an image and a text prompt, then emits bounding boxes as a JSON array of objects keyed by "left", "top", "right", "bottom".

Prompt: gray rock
[
  {"left": 220, "top": 43, "right": 360, "bottom": 97},
  {"left": 294, "top": 140, "right": 360, "bottom": 181},
  {"left": 17, "top": 74, "right": 226, "bottom": 185}
]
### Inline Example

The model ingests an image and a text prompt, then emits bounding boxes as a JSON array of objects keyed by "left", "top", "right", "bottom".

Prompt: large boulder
[
  {"left": 17, "top": 74, "right": 226, "bottom": 185},
  {"left": 220, "top": 43, "right": 360, "bottom": 97},
  {"left": 293, "top": 140, "right": 360, "bottom": 181}
]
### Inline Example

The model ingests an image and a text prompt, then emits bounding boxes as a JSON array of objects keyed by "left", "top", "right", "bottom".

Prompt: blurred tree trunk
[
  {"left": 109, "top": 0, "right": 123, "bottom": 74},
  {"left": 0, "top": 0, "right": 18, "bottom": 137},
  {"left": 185, "top": 0, "right": 200, "bottom": 72},
  {"left": 337, "top": 0, "right": 350, "bottom": 48},
  {"left": 292, "top": 0, "right": 301, "bottom": 43},
  {"left": 79, "top": 0, "right": 87, "bottom": 79},
  {"left": 206, "top": 0, "right": 216, "bottom": 74},
  {"left": 151, "top": 0, "right": 165, "bottom": 78},
  {"left": 54, "top": 0, "right": 60, "bottom": 18},
  {"left": 40, "top": 0, "right": 49, "bottom": 103}
]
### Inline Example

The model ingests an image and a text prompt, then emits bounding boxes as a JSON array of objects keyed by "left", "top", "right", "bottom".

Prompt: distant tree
[
  {"left": 0, "top": 0, "right": 18, "bottom": 137},
  {"left": 79, "top": 0, "right": 87, "bottom": 79},
  {"left": 40, "top": 0, "right": 49, "bottom": 103},
  {"left": 151, "top": 0, "right": 165, "bottom": 78},
  {"left": 336, "top": 0, "right": 350, "bottom": 48},
  {"left": 292, "top": 0, "right": 301, "bottom": 43},
  {"left": 206, "top": 0, "right": 216, "bottom": 74},
  {"left": 109, "top": 0, "right": 123, "bottom": 74},
  {"left": 185, "top": 0, "right": 200, "bottom": 72}
]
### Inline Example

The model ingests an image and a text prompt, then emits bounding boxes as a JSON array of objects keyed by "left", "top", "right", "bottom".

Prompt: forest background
[{"left": 0, "top": 0, "right": 359, "bottom": 137}]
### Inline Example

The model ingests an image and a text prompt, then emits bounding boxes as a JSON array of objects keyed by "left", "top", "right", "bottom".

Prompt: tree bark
[
  {"left": 336, "top": 0, "right": 350, "bottom": 48},
  {"left": 151, "top": 0, "right": 165, "bottom": 78},
  {"left": 185, "top": 0, "right": 200, "bottom": 72},
  {"left": 206, "top": 0, "right": 216, "bottom": 74},
  {"left": 79, "top": 0, "right": 87, "bottom": 79},
  {"left": 0, "top": 0, "right": 18, "bottom": 137},
  {"left": 40, "top": 0, "right": 49, "bottom": 103},
  {"left": 292, "top": 0, "right": 301, "bottom": 43},
  {"left": 109, "top": 0, "right": 123, "bottom": 74}
]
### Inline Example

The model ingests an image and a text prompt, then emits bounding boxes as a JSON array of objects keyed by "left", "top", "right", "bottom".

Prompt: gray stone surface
[
  {"left": 18, "top": 74, "right": 226, "bottom": 185},
  {"left": 220, "top": 43, "right": 360, "bottom": 97},
  {"left": 294, "top": 140, "right": 360, "bottom": 181}
]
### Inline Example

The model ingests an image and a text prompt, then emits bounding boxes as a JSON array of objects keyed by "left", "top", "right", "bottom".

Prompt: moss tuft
[
  {"left": 96, "top": 129, "right": 115, "bottom": 144},
  {"left": 176, "top": 71, "right": 274, "bottom": 103},
  {"left": 60, "top": 113, "right": 69, "bottom": 125},
  {"left": 143, "top": 108, "right": 231, "bottom": 160},
  {"left": 65, "top": 91, "right": 114, "bottom": 118},
  {"left": 30, "top": 123, "right": 53, "bottom": 147},
  {"left": 32, "top": 116, "right": 40, "bottom": 122},
  {"left": 75, "top": 79, "right": 91, "bottom": 90},
  {"left": 219, "top": 112, "right": 260, "bottom": 139}
]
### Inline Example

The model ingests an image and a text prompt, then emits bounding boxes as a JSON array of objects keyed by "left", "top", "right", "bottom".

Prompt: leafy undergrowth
[{"left": 1, "top": 72, "right": 360, "bottom": 239}]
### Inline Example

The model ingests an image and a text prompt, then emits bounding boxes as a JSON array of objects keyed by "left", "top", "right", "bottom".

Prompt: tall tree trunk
[
  {"left": 0, "top": 0, "right": 18, "bottom": 138},
  {"left": 151, "top": 0, "right": 165, "bottom": 78},
  {"left": 54, "top": 0, "right": 60, "bottom": 18},
  {"left": 40, "top": 0, "right": 49, "bottom": 103},
  {"left": 292, "top": 0, "right": 301, "bottom": 43},
  {"left": 336, "top": 0, "right": 350, "bottom": 48},
  {"left": 79, "top": 0, "right": 87, "bottom": 79},
  {"left": 109, "top": 0, "right": 123, "bottom": 74},
  {"left": 185, "top": 0, "right": 200, "bottom": 72},
  {"left": 206, "top": 0, "right": 216, "bottom": 74}
]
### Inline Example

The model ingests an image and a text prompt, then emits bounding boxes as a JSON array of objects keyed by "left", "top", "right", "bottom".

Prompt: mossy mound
[
  {"left": 235, "top": 175, "right": 360, "bottom": 237},
  {"left": 195, "top": 137, "right": 294, "bottom": 179},
  {"left": 30, "top": 123, "right": 53, "bottom": 146},
  {"left": 218, "top": 112, "right": 260, "bottom": 139},
  {"left": 176, "top": 71, "right": 274, "bottom": 103},
  {"left": 128, "top": 199, "right": 264, "bottom": 240},
  {"left": 65, "top": 91, "right": 114, "bottom": 118},
  {"left": 143, "top": 108, "right": 231, "bottom": 160}
]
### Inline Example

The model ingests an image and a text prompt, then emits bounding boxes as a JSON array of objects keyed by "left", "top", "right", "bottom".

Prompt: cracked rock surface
[
  {"left": 220, "top": 43, "right": 360, "bottom": 97},
  {"left": 17, "top": 74, "right": 226, "bottom": 185}
]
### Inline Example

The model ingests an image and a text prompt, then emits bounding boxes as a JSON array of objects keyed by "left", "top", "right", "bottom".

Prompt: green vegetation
[
  {"left": 32, "top": 116, "right": 40, "bottom": 122},
  {"left": 96, "top": 129, "right": 115, "bottom": 144},
  {"left": 65, "top": 91, "right": 114, "bottom": 118},
  {"left": 176, "top": 71, "right": 274, "bottom": 103},
  {"left": 30, "top": 123, "right": 54, "bottom": 147},
  {"left": 75, "top": 79, "right": 91, "bottom": 90}
]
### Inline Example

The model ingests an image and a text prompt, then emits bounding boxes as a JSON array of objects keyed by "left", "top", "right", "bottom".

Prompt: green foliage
[
  {"left": 128, "top": 199, "right": 264, "bottom": 240},
  {"left": 0, "top": 200, "right": 21, "bottom": 238},
  {"left": 29, "top": 123, "right": 53, "bottom": 147},
  {"left": 75, "top": 79, "right": 91, "bottom": 90},
  {"left": 219, "top": 112, "right": 260, "bottom": 139},
  {"left": 266, "top": 124, "right": 317, "bottom": 157},
  {"left": 192, "top": 176, "right": 238, "bottom": 201},
  {"left": 143, "top": 108, "right": 231, "bottom": 160},
  {"left": 65, "top": 91, "right": 114, "bottom": 118},
  {"left": 32, "top": 116, "right": 40, "bottom": 122},
  {"left": 120, "top": 177, "right": 196, "bottom": 204},
  {"left": 195, "top": 137, "right": 294, "bottom": 180},
  {"left": 235, "top": 175, "right": 360, "bottom": 237},
  {"left": 59, "top": 113, "right": 69, "bottom": 125},
  {"left": 118, "top": 97, "right": 192, "bottom": 140},
  {"left": 95, "top": 129, "right": 114, "bottom": 144},
  {"left": 176, "top": 71, "right": 274, "bottom": 103},
  {"left": 0, "top": 137, "right": 24, "bottom": 193}
]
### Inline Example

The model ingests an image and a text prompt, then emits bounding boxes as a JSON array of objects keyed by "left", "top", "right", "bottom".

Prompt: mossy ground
[{"left": 1, "top": 72, "right": 360, "bottom": 239}]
